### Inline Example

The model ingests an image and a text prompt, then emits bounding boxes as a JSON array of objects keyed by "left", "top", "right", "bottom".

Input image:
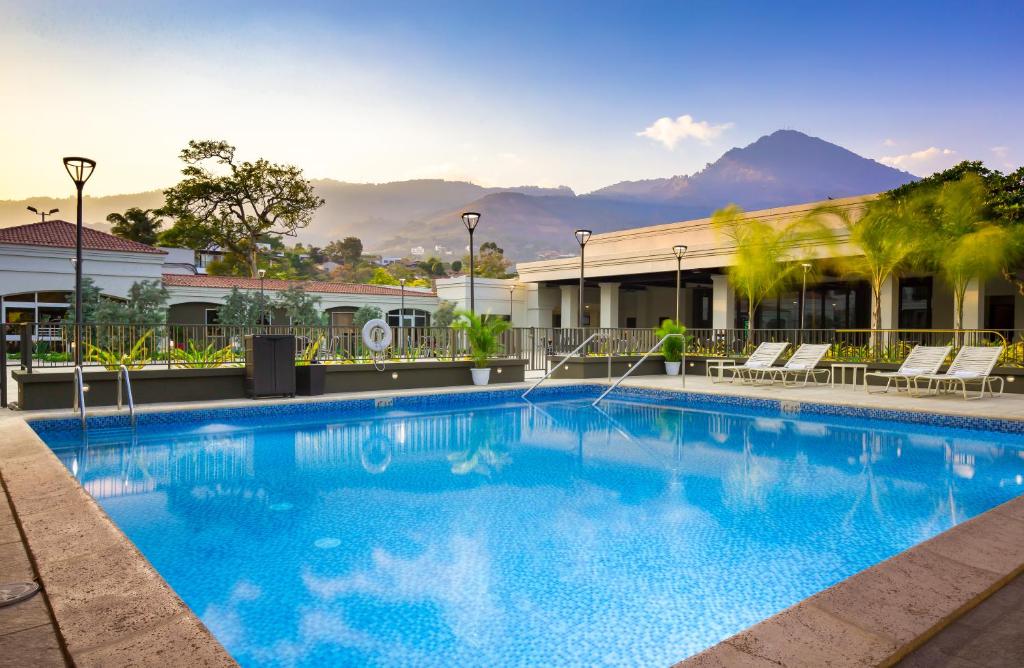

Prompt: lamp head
[
  {"left": 672, "top": 244, "right": 688, "bottom": 260},
  {"left": 461, "top": 212, "right": 480, "bottom": 232},
  {"left": 399, "top": 278, "right": 406, "bottom": 285},
  {"left": 48, "top": 208, "right": 59, "bottom": 215},
  {"left": 62, "top": 157, "right": 96, "bottom": 187},
  {"left": 575, "top": 229, "right": 592, "bottom": 247},
  {"left": 27, "top": 206, "right": 38, "bottom": 214},
  {"left": 801, "top": 262, "right": 812, "bottom": 272},
  {"left": 258, "top": 269, "right": 266, "bottom": 279}
]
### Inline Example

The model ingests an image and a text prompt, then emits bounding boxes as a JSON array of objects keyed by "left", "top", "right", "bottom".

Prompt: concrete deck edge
[{"left": 0, "top": 413, "right": 236, "bottom": 666}]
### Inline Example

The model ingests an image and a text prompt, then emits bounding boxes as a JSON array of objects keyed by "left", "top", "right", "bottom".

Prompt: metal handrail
[
  {"left": 522, "top": 332, "right": 602, "bottom": 398},
  {"left": 72, "top": 366, "right": 86, "bottom": 428},
  {"left": 593, "top": 334, "right": 686, "bottom": 406},
  {"left": 117, "top": 364, "right": 136, "bottom": 427}
]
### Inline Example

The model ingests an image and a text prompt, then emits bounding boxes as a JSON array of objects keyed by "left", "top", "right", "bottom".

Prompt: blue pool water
[{"left": 35, "top": 388, "right": 1024, "bottom": 667}]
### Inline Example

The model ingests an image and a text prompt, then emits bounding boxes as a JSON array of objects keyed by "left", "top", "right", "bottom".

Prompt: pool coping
[{"left": 4, "top": 380, "right": 1024, "bottom": 666}]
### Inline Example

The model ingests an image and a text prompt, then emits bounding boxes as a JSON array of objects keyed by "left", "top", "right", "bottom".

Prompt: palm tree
[
  {"left": 921, "top": 175, "right": 1022, "bottom": 329},
  {"left": 829, "top": 198, "right": 926, "bottom": 332},
  {"left": 712, "top": 204, "right": 832, "bottom": 338},
  {"left": 106, "top": 208, "right": 164, "bottom": 246}
]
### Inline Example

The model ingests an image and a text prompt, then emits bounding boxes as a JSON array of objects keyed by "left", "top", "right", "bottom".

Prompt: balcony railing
[{"left": 4, "top": 322, "right": 1022, "bottom": 372}]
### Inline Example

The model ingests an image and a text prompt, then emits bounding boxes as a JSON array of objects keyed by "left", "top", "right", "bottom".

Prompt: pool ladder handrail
[
  {"left": 593, "top": 333, "right": 686, "bottom": 406},
  {"left": 117, "top": 364, "right": 136, "bottom": 427},
  {"left": 522, "top": 332, "right": 602, "bottom": 398},
  {"left": 72, "top": 365, "right": 87, "bottom": 428}
]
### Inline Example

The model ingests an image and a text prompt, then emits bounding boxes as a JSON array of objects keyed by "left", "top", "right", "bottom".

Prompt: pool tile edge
[{"left": 0, "top": 412, "right": 237, "bottom": 667}]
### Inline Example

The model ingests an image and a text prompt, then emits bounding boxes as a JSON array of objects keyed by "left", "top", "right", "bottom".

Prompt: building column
[
  {"left": 524, "top": 284, "right": 552, "bottom": 327},
  {"left": 878, "top": 276, "right": 900, "bottom": 329},
  {"left": 711, "top": 275, "right": 735, "bottom": 330},
  {"left": 961, "top": 278, "right": 985, "bottom": 329},
  {"left": 599, "top": 282, "right": 620, "bottom": 328},
  {"left": 560, "top": 285, "right": 579, "bottom": 328}
]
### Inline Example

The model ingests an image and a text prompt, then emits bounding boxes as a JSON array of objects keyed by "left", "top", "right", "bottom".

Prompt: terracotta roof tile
[
  {"left": 0, "top": 220, "right": 165, "bottom": 254},
  {"left": 161, "top": 273, "right": 436, "bottom": 297}
]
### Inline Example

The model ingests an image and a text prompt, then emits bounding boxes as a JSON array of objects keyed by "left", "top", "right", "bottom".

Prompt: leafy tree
[
  {"left": 276, "top": 286, "right": 326, "bottom": 326},
  {"left": 712, "top": 204, "right": 832, "bottom": 331},
  {"left": 353, "top": 305, "right": 384, "bottom": 329},
  {"left": 65, "top": 277, "right": 104, "bottom": 324},
  {"left": 431, "top": 300, "right": 457, "bottom": 327},
  {"left": 464, "top": 241, "right": 514, "bottom": 278},
  {"left": 368, "top": 267, "right": 399, "bottom": 285},
  {"left": 325, "top": 237, "right": 363, "bottom": 266},
  {"left": 217, "top": 287, "right": 272, "bottom": 326},
  {"left": 418, "top": 256, "right": 447, "bottom": 277},
  {"left": 452, "top": 310, "right": 511, "bottom": 367},
  {"left": 162, "top": 139, "right": 324, "bottom": 277},
  {"left": 67, "top": 278, "right": 167, "bottom": 324},
  {"left": 450, "top": 260, "right": 463, "bottom": 273},
  {"left": 106, "top": 208, "right": 164, "bottom": 245}
]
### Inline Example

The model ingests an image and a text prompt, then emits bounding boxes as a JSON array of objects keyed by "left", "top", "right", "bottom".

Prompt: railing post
[
  {"left": 20, "top": 323, "right": 33, "bottom": 373},
  {"left": 1, "top": 324, "right": 7, "bottom": 408}
]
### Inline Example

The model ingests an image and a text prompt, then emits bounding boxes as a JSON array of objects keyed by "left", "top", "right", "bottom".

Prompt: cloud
[
  {"left": 637, "top": 114, "right": 733, "bottom": 150},
  {"left": 882, "top": 138, "right": 896, "bottom": 147},
  {"left": 991, "top": 146, "right": 1009, "bottom": 157},
  {"left": 879, "top": 146, "right": 956, "bottom": 169}
]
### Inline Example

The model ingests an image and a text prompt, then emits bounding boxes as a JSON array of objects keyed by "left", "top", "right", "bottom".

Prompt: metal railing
[
  {"left": 593, "top": 334, "right": 686, "bottom": 406},
  {"left": 72, "top": 366, "right": 86, "bottom": 427},
  {"left": 6, "top": 323, "right": 1023, "bottom": 373},
  {"left": 522, "top": 333, "right": 603, "bottom": 398},
  {"left": 117, "top": 364, "right": 136, "bottom": 427}
]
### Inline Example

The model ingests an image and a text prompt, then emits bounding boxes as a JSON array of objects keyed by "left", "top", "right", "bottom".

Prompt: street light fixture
[
  {"left": 63, "top": 157, "right": 96, "bottom": 368},
  {"left": 800, "top": 263, "right": 812, "bottom": 330},
  {"left": 575, "top": 229, "right": 592, "bottom": 328},
  {"left": 27, "top": 206, "right": 59, "bottom": 222},
  {"left": 462, "top": 212, "right": 480, "bottom": 314},
  {"left": 672, "top": 244, "right": 688, "bottom": 324}
]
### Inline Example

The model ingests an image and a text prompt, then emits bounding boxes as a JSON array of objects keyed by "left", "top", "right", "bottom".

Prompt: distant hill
[{"left": 0, "top": 130, "right": 917, "bottom": 260}]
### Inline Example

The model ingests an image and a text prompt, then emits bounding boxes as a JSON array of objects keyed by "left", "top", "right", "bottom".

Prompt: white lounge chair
[
  {"left": 760, "top": 343, "right": 832, "bottom": 386},
  {"left": 721, "top": 342, "right": 790, "bottom": 384},
  {"left": 865, "top": 345, "right": 951, "bottom": 394},
  {"left": 912, "top": 346, "right": 1005, "bottom": 400}
]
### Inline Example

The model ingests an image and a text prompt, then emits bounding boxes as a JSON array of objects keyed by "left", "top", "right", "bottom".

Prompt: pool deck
[{"left": 2, "top": 374, "right": 1023, "bottom": 666}]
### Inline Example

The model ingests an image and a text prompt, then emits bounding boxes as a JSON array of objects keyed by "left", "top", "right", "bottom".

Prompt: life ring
[{"left": 362, "top": 319, "right": 392, "bottom": 353}]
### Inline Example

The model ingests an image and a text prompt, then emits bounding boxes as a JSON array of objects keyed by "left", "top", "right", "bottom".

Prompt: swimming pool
[{"left": 33, "top": 386, "right": 1024, "bottom": 667}]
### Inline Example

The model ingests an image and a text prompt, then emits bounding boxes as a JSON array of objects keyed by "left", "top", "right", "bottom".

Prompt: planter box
[
  {"left": 546, "top": 354, "right": 667, "bottom": 380},
  {"left": 12, "top": 359, "right": 527, "bottom": 411},
  {"left": 296, "top": 364, "right": 326, "bottom": 396}
]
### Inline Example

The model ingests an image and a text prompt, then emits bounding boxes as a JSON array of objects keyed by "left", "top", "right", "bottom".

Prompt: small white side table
[
  {"left": 831, "top": 363, "right": 868, "bottom": 389},
  {"left": 706, "top": 358, "right": 737, "bottom": 383}
]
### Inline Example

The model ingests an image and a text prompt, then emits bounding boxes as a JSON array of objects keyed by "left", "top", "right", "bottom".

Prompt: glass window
[
  {"left": 899, "top": 278, "right": 932, "bottom": 329},
  {"left": 37, "top": 292, "right": 69, "bottom": 304},
  {"left": 387, "top": 309, "right": 430, "bottom": 327},
  {"left": 5, "top": 293, "right": 34, "bottom": 302},
  {"left": 205, "top": 309, "right": 220, "bottom": 325}
]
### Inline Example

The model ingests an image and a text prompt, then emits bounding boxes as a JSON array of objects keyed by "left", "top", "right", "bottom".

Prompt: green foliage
[
  {"left": 68, "top": 278, "right": 168, "bottom": 325},
  {"left": 451, "top": 310, "right": 511, "bottom": 368},
  {"left": 465, "top": 241, "right": 514, "bottom": 278},
  {"left": 418, "top": 256, "right": 447, "bottom": 277},
  {"left": 107, "top": 208, "right": 163, "bottom": 246},
  {"left": 217, "top": 287, "right": 272, "bottom": 326},
  {"left": 353, "top": 305, "right": 384, "bottom": 329},
  {"left": 712, "top": 204, "right": 833, "bottom": 329},
  {"left": 431, "top": 300, "right": 457, "bottom": 327},
  {"left": 277, "top": 286, "right": 326, "bottom": 326},
  {"left": 84, "top": 329, "right": 156, "bottom": 371},
  {"left": 655, "top": 319, "right": 687, "bottom": 362},
  {"left": 161, "top": 139, "right": 325, "bottom": 277},
  {"left": 450, "top": 260, "right": 463, "bottom": 273},
  {"left": 171, "top": 341, "right": 235, "bottom": 368},
  {"left": 368, "top": 267, "right": 399, "bottom": 285},
  {"left": 324, "top": 237, "right": 363, "bottom": 266},
  {"left": 297, "top": 336, "right": 323, "bottom": 365}
]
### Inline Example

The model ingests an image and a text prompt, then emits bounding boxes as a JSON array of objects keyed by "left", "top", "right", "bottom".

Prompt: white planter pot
[
  {"left": 470, "top": 367, "right": 492, "bottom": 386},
  {"left": 664, "top": 361, "right": 681, "bottom": 376}
]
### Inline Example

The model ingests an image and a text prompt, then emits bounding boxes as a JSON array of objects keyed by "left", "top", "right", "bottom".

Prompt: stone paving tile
[
  {"left": 0, "top": 539, "right": 33, "bottom": 582},
  {"left": 75, "top": 613, "right": 238, "bottom": 668},
  {"left": 0, "top": 595, "right": 55, "bottom": 638},
  {"left": 0, "top": 623, "right": 65, "bottom": 668}
]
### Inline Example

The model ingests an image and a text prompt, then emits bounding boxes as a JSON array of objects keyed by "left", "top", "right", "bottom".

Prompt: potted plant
[
  {"left": 452, "top": 310, "right": 511, "bottom": 385},
  {"left": 656, "top": 319, "right": 687, "bottom": 375},
  {"left": 295, "top": 336, "right": 325, "bottom": 396}
]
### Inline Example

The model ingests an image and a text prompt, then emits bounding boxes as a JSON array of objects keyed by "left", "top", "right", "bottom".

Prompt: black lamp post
[
  {"left": 27, "top": 206, "right": 59, "bottom": 222},
  {"left": 509, "top": 286, "right": 514, "bottom": 323},
  {"left": 258, "top": 268, "right": 267, "bottom": 326},
  {"left": 673, "top": 244, "right": 688, "bottom": 324},
  {"left": 63, "top": 157, "right": 96, "bottom": 368},
  {"left": 399, "top": 278, "right": 406, "bottom": 326},
  {"left": 800, "top": 263, "right": 811, "bottom": 330},
  {"left": 575, "top": 229, "right": 592, "bottom": 327},
  {"left": 462, "top": 212, "right": 480, "bottom": 314}
]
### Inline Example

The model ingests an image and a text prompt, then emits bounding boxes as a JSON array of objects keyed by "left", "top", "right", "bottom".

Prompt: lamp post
[
  {"left": 462, "top": 212, "right": 480, "bottom": 314},
  {"left": 800, "top": 263, "right": 811, "bottom": 330},
  {"left": 27, "top": 206, "right": 59, "bottom": 222},
  {"left": 258, "top": 268, "right": 267, "bottom": 326},
  {"left": 672, "top": 244, "right": 688, "bottom": 324},
  {"left": 63, "top": 157, "right": 96, "bottom": 368},
  {"left": 399, "top": 278, "right": 406, "bottom": 326},
  {"left": 575, "top": 229, "right": 592, "bottom": 328},
  {"left": 509, "top": 286, "right": 514, "bottom": 323}
]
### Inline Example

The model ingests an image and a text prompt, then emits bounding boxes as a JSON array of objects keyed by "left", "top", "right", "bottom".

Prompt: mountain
[
  {"left": 0, "top": 130, "right": 916, "bottom": 260},
  {"left": 589, "top": 129, "right": 916, "bottom": 208}
]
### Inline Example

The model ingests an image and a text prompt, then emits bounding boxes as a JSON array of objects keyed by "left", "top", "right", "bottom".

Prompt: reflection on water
[{"left": 42, "top": 398, "right": 1024, "bottom": 668}]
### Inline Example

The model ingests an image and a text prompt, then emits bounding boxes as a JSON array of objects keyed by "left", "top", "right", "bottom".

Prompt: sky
[{"left": 1, "top": 0, "right": 1022, "bottom": 199}]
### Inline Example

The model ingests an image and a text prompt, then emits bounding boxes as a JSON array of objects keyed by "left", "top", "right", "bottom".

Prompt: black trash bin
[{"left": 245, "top": 335, "right": 296, "bottom": 398}]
